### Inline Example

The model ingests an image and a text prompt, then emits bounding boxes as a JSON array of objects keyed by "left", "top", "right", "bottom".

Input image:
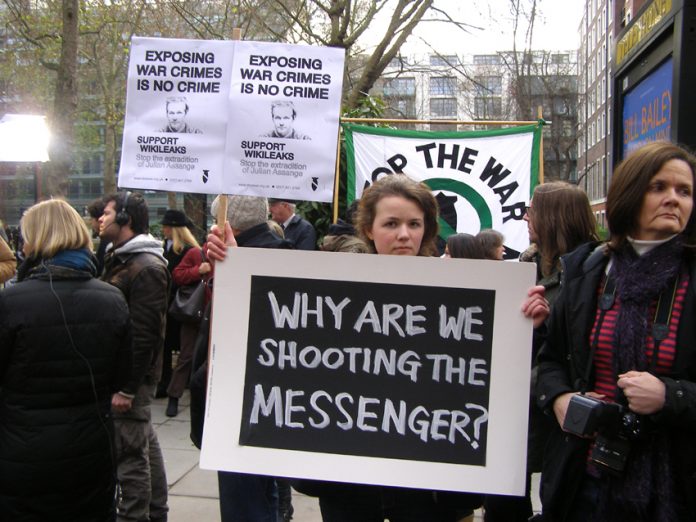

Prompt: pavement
[{"left": 153, "top": 391, "right": 540, "bottom": 522}]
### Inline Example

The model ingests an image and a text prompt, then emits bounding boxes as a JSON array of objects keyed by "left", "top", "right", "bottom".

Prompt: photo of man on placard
[
  {"left": 159, "top": 96, "right": 203, "bottom": 134},
  {"left": 261, "top": 101, "right": 310, "bottom": 140}
]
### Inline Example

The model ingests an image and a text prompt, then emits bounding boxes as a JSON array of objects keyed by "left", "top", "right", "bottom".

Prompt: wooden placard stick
[{"left": 215, "top": 27, "right": 243, "bottom": 238}]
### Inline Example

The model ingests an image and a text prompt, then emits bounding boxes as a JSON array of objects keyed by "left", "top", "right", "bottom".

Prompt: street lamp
[{"left": 0, "top": 114, "right": 51, "bottom": 202}]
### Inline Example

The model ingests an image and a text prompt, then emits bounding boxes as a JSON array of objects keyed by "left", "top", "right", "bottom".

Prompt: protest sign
[
  {"left": 119, "top": 37, "right": 233, "bottom": 194},
  {"left": 119, "top": 38, "right": 345, "bottom": 201},
  {"left": 344, "top": 124, "right": 541, "bottom": 258},
  {"left": 200, "top": 249, "right": 535, "bottom": 495},
  {"left": 224, "top": 41, "right": 344, "bottom": 202}
]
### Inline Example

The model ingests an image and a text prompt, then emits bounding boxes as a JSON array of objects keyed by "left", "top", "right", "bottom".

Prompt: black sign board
[{"left": 239, "top": 275, "right": 495, "bottom": 466}]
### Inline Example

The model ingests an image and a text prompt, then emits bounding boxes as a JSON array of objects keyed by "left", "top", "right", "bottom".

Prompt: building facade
[{"left": 375, "top": 50, "right": 579, "bottom": 183}]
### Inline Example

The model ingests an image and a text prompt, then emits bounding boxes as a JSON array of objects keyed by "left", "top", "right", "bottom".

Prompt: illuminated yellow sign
[{"left": 616, "top": 0, "right": 672, "bottom": 66}]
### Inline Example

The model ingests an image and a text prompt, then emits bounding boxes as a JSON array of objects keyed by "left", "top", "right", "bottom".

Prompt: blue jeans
[{"left": 218, "top": 471, "right": 279, "bottom": 522}]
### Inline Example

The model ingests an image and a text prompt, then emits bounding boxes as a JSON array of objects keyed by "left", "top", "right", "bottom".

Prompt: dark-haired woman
[
  {"left": 485, "top": 182, "right": 600, "bottom": 521},
  {"left": 444, "top": 233, "right": 486, "bottom": 259},
  {"left": 536, "top": 142, "right": 696, "bottom": 521},
  {"left": 476, "top": 229, "right": 505, "bottom": 261},
  {"left": 0, "top": 199, "right": 131, "bottom": 521},
  {"left": 521, "top": 181, "right": 599, "bottom": 303}
]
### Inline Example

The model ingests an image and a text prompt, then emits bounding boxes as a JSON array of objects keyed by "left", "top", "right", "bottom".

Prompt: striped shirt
[{"left": 590, "top": 272, "right": 689, "bottom": 400}]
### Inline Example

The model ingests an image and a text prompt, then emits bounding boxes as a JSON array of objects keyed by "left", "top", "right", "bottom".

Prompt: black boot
[{"left": 166, "top": 397, "right": 178, "bottom": 417}]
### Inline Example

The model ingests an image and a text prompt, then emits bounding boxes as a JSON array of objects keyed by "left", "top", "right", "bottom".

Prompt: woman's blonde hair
[
  {"left": 21, "top": 199, "right": 92, "bottom": 258},
  {"left": 170, "top": 225, "right": 199, "bottom": 254}
]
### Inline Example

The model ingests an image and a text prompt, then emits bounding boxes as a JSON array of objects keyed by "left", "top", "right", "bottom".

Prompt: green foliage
[
  {"left": 149, "top": 222, "right": 163, "bottom": 240},
  {"left": 342, "top": 95, "right": 387, "bottom": 120},
  {"left": 597, "top": 224, "right": 609, "bottom": 241}
]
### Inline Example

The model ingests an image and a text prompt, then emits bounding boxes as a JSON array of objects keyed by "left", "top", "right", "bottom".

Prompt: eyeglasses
[{"left": 524, "top": 205, "right": 533, "bottom": 216}]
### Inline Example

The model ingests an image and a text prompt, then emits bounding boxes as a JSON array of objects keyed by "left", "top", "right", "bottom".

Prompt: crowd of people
[{"left": 1, "top": 140, "right": 695, "bottom": 521}]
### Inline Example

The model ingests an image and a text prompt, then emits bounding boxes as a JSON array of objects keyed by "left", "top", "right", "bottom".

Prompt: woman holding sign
[
  {"left": 536, "top": 142, "right": 696, "bottom": 521},
  {"left": 207, "top": 174, "right": 549, "bottom": 521},
  {"left": 314, "top": 175, "right": 479, "bottom": 520}
]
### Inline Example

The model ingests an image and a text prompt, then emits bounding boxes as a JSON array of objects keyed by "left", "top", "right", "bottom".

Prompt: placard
[
  {"left": 119, "top": 37, "right": 233, "bottom": 194},
  {"left": 224, "top": 41, "right": 345, "bottom": 201},
  {"left": 118, "top": 38, "right": 345, "bottom": 201},
  {"left": 200, "top": 249, "right": 535, "bottom": 495}
]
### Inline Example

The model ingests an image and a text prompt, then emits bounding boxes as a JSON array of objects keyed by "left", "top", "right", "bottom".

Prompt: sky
[{"left": 364, "top": 0, "right": 586, "bottom": 56}]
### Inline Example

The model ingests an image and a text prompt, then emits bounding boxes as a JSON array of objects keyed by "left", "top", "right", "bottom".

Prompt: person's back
[
  {"left": 268, "top": 199, "right": 316, "bottom": 250},
  {"left": 0, "top": 199, "right": 130, "bottom": 522},
  {"left": 0, "top": 274, "right": 129, "bottom": 521}
]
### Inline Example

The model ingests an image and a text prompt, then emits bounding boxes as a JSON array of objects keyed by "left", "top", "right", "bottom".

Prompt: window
[
  {"left": 474, "top": 76, "right": 502, "bottom": 96},
  {"left": 551, "top": 53, "right": 569, "bottom": 64},
  {"left": 429, "top": 55, "right": 458, "bottom": 66},
  {"left": 430, "top": 76, "right": 457, "bottom": 95},
  {"left": 383, "top": 78, "right": 415, "bottom": 96},
  {"left": 602, "top": 111, "right": 606, "bottom": 138},
  {"left": 68, "top": 179, "right": 80, "bottom": 199},
  {"left": 473, "top": 54, "right": 501, "bottom": 65},
  {"left": 474, "top": 97, "right": 502, "bottom": 119},
  {"left": 82, "top": 179, "right": 104, "bottom": 199},
  {"left": 553, "top": 97, "right": 569, "bottom": 115},
  {"left": 386, "top": 98, "right": 416, "bottom": 119},
  {"left": 430, "top": 98, "right": 457, "bottom": 118},
  {"left": 602, "top": 78, "right": 606, "bottom": 103}
]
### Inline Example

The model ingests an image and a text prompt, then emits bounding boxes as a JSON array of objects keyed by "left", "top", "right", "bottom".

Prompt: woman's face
[
  {"left": 162, "top": 225, "right": 172, "bottom": 239},
  {"left": 523, "top": 200, "right": 538, "bottom": 243},
  {"left": 367, "top": 195, "right": 425, "bottom": 256},
  {"left": 635, "top": 159, "right": 694, "bottom": 241}
]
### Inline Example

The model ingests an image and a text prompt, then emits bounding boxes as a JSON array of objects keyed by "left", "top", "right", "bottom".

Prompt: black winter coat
[
  {"left": 536, "top": 242, "right": 696, "bottom": 521},
  {"left": 189, "top": 222, "right": 292, "bottom": 447},
  {"left": 0, "top": 263, "right": 131, "bottom": 521}
]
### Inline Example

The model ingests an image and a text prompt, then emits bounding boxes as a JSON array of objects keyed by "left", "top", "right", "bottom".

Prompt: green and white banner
[{"left": 344, "top": 124, "right": 542, "bottom": 258}]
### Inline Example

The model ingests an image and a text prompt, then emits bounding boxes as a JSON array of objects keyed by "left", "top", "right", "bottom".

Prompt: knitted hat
[
  {"left": 227, "top": 195, "right": 268, "bottom": 232},
  {"left": 160, "top": 209, "right": 190, "bottom": 227}
]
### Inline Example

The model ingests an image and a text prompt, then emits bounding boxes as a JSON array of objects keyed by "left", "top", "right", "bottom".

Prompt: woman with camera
[{"left": 536, "top": 141, "right": 696, "bottom": 521}]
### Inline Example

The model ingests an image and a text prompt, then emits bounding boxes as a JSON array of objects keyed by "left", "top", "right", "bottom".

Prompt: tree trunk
[
  {"left": 184, "top": 193, "right": 208, "bottom": 244},
  {"left": 45, "top": 0, "right": 79, "bottom": 198},
  {"left": 103, "top": 121, "right": 117, "bottom": 194}
]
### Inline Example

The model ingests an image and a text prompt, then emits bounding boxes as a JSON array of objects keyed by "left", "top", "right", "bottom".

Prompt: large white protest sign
[
  {"left": 200, "top": 249, "right": 534, "bottom": 495},
  {"left": 119, "top": 37, "right": 233, "bottom": 194},
  {"left": 344, "top": 124, "right": 541, "bottom": 258},
  {"left": 119, "top": 38, "right": 344, "bottom": 201},
  {"left": 224, "top": 41, "right": 344, "bottom": 202}
]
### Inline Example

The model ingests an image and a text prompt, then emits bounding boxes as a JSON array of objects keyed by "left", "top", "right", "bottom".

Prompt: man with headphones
[{"left": 100, "top": 191, "right": 171, "bottom": 522}]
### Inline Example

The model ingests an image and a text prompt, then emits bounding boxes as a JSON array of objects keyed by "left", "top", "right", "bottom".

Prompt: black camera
[
  {"left": 563, "top": 394, "right": 618, "bottom": 437},
  {"left": 562, "top": 394, "right": 647, "bottom": 474}
]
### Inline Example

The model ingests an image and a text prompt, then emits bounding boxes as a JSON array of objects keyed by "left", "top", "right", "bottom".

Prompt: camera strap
[
  {"left": 579, "top": 273, "right": 616, "bottom": 393},
  {"left": 649, "top": 274, "right": 679, "bottom": 373},
  {"left": 580, "top": 270, "right": 679, "bottom": 392}
]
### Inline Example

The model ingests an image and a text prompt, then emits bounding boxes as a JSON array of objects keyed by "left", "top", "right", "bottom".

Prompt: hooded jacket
[{"left": 102, "top": 234, "right": 170, "bottom": 394}]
